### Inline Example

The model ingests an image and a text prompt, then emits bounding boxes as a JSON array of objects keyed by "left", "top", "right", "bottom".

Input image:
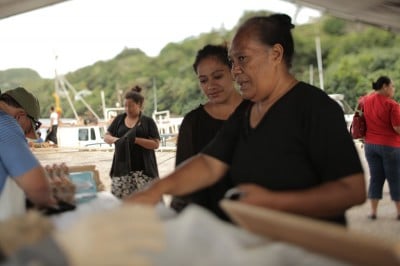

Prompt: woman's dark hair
[
  {"left": 192, "top": 44, "right": 231, "bottom": 74},
  {"left": 372, "top": 76, "right": 391, "bottom": 90},
  {"left": 239, "top": 13, "right": 295, "bottom": 68},
  {"left": 125, "top": 85, "right": 144, "bottom": 105}
]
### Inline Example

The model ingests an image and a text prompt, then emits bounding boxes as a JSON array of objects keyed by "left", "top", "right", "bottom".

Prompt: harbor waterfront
[{"left": 33, "top": 143, "right": 400, "bottom": 243}]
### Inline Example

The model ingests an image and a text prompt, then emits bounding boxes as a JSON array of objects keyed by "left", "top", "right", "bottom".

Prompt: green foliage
[
  {"left": 322, "top": 16, "right": 347, "bottom": 35},
  {"left": 0, "top": 68, "right": 41, "bottom": 91},
  {"left": 1, "top": 12, "right": 399, "bottom": 119}
]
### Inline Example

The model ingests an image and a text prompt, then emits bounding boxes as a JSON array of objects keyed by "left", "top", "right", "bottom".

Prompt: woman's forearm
[
  {"left": 103, "top": 133, "right": 118, "bottom": 144},
  {"left": 135, "top": 138, "right": 159, "bottom": 150}
]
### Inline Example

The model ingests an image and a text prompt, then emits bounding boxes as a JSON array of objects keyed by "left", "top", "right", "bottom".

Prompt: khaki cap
[{"left": 4, "top": 87, "right": 40, "bottom": 139}]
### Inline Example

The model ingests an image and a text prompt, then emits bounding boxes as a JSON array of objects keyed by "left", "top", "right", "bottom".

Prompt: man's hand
[{"left": 44, "top": 163, "right": 75, "bottom": 205}]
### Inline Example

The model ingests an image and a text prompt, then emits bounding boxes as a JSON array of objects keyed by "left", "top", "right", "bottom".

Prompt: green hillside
[{"left": 1, "top": 11, "right": 399, "bottom": 119}]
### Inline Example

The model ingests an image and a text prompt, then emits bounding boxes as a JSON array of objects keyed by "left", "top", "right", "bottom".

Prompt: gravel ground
[{"left": 33, "top": 144, "right": 400, "bottom": 244}]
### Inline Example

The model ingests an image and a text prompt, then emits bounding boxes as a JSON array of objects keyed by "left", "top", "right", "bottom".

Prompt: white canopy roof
[
  {"left": 0, "top": 0, "right": 399, "bottom": 32},
  {"left": 0, "top": 0, "right": 67, "bottom": 19},
  {"left": 291, "top": 0, "right": 400, "bottom": 32}
]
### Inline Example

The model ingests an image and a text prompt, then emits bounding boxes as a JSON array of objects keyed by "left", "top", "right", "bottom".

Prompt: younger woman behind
[{"left": 170, "top": 44, "right": 242, "bottom": 220}]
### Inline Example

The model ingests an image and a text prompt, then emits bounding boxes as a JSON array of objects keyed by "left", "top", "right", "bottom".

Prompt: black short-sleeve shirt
[
  {"left": 202, "top": 82, "right": 363, "bottom": 224},
  {"left": 173, "top": 105, "right": 234, "bottom": 220},
  {"left": 108, "top": 113, "right": 160, "bottom": 178}
]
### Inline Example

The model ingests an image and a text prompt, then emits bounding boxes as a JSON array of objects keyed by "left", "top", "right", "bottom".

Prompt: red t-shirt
[{"left": 363, "top": 93, "right": 400, "bottom": 147}]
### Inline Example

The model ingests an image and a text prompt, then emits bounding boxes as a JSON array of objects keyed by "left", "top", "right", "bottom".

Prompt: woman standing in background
[
  {"left": 104, "top": 86, "right": 160, "bottom": 199},
  {"left": 363, "top": 76, "right": 400, "bottom": 220}
]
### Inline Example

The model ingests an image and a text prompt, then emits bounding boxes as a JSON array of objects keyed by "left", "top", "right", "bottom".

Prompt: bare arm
[
  {"left": 104, "top": 131, "right": 159, "bottom": 150},
  {"left": 135, "top": 138, "right": 159, "bottom": 150},
  {"left": 393, "top": 126, "right": 400, "bottom": 135},
  {"left": 14, "top": 166, "right": 57, "bottom": 208},
  {"left": 104, "top": 132, "right": 118, "bottom": 145},
  {"left": 237, "top": 172, "right": 366, "bottom": 218},
  {"left": 124, "top": 154, "right": 228, "bottom": 204}
]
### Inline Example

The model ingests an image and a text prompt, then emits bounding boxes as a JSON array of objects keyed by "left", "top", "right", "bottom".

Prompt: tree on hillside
[{"left": 1, "top": 12, "right": 399, "bottom": 118}]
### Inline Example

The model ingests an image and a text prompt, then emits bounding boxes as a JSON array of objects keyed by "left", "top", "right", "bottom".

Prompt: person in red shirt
[{"left": 363, "top": 76, "right": 400, "bottom": 220}]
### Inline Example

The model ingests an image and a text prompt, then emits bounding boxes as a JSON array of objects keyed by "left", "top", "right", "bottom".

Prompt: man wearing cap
[{"left": 0, "top": 87, "right": 56, "bottom": 220}]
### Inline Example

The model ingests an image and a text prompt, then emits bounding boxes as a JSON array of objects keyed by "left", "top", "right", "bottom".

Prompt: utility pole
[
  {"left": 315, "top": 36, "right": 324, "bottom": 90},
  {"left": 153, "top": 77, "right": 157, "bottom": 113}
]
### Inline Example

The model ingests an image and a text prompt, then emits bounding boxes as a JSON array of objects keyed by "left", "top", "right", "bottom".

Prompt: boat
[
  {"left": 152, "top": 110, "right": 182, "bottom": 151},
  {"left": 36, "top": 73, "right": 182, "bottom": 150},
  {"left": 36, "top": 118, "right": 109, "bottom": 149},
  {"left": 38, "top": 112, "right": 181, "bottom": 150},
  {"left": 328, "top": 93, "right": 354, "bottom": 131}
]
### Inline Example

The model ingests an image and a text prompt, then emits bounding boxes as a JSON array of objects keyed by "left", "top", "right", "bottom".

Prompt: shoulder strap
[
  {"left": 121, "top": 112, "right": 142, "bottom": 139},
  {"left": 121, "top": 127, "right": 135, "bottom": 139},
  {"left": 355, "top": 96, "right": 365, "bottom": 115}
]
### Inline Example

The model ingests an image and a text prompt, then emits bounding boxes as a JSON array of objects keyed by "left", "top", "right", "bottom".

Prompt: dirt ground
[{"left": 33, "top": 145, "right": 400, "bottom": 244}]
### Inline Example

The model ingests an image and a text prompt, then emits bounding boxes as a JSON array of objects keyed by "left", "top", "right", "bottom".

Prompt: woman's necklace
[{"left": 125, "top": 116, "right": 139, "bottom": 128}]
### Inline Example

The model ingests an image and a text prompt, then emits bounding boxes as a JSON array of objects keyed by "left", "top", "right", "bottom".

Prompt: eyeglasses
[{"left": 27, "top": 114, "right": 42, "bottom": 130}]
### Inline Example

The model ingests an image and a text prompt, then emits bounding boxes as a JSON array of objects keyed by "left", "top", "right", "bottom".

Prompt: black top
[
  {"left": 176, "top": 105, "right": 225, "bottom": 164},
  {"left": 173, "top": 105, "right": 234, "bottom": 220},
  {"left": 108, "top": 113, "right": 160, "bottom": 178},
  {"left": 203, "top": 82, "right": 363, "bottom": 225}
]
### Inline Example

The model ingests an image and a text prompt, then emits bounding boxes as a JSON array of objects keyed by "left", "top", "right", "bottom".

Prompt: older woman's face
[
  {"left": 124, "top": 98, "right": 141, "bottom": 117},
  {"left": 229, "top": 30, "right": 280, "bottom": 102},
  {"left": 196, "top": 57, "right": 236, "bottom": 104}
]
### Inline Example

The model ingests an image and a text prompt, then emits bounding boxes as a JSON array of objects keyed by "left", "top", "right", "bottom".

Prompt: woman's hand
[
  {"left": 393, "top": 125, "right": 400, "bottom": 135},
  {"left": 124, "top": 186, "right": 163, "bottom": 205},
  {"left": 235, "top": 184, "right": 275, "bottom": 207},
  {"left": 104, "top": 132, "right": 119, "bottom": 145}
]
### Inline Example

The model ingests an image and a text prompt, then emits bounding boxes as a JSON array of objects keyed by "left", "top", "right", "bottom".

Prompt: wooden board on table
[{"left": 220, "top": 200, "right": 400, "bottom": 266}]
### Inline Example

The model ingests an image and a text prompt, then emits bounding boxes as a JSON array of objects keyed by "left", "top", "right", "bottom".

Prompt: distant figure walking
[
  {"left": 363, "top": 76, "right": 400, "bottom": 220},
  {"left": 45, "top": 106, "right": 58, "bottom": 144}
]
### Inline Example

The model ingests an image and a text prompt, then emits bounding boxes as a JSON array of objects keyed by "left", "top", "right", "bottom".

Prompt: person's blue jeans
[{"left": 365, "top": 143, "right": 400, "bottom": 201}]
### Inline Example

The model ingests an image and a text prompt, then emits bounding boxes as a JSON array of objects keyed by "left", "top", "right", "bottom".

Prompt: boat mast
[
  {"left": 62, "top": 78, "right": 101, "bottom": 121},
  {"left": 54, "top": 65, "right": 80, "bottom": 120},
  {"left": 315, "top": 36, "right": 324, "bottom": 90},
  {"left": 153, "top": 77, "right": 157, "bottom": 113},
  {"left": 54, "top": 55, "right": 101, "bottom": 121}
]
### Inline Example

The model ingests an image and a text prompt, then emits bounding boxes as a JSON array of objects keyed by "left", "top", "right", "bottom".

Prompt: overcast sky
[{"left": 0, "top": 0, "right": 320, "bottom": 78}]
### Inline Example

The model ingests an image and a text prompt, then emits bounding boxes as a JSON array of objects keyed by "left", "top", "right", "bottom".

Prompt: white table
[
  {"left": 51, "top": 194, "right": 348, "bottom": 266},
  {"left": 51, "top": 191, "right": 121, "bottom": 231}
]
